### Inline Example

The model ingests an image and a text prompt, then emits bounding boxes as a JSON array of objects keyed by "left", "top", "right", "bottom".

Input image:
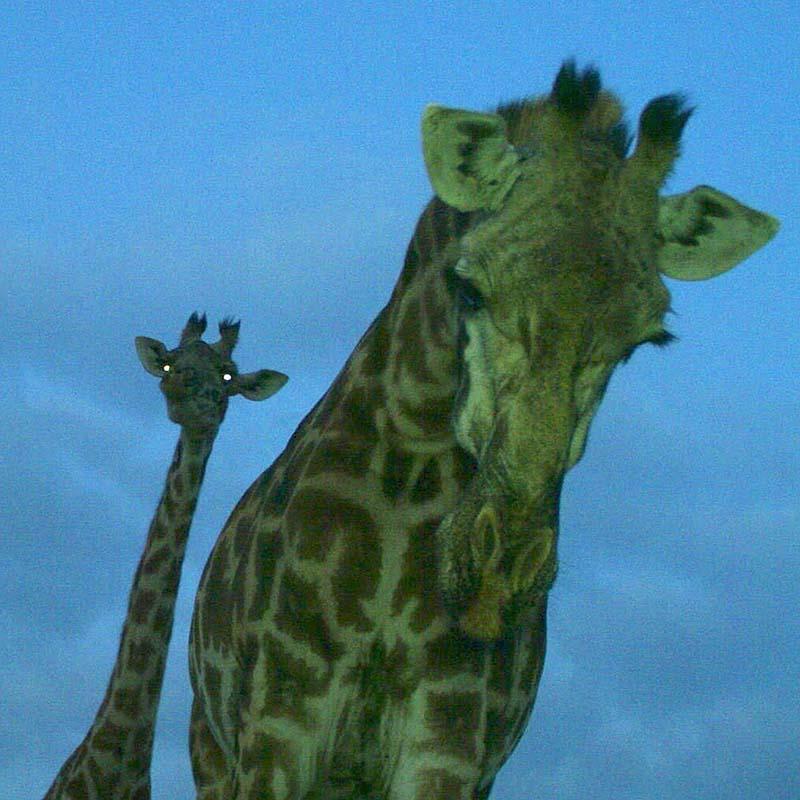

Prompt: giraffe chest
[{"left": 191, "top": 444, "right": 547, "bottom": 791}]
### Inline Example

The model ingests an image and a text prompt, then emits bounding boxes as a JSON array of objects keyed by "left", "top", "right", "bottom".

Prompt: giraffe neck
[
  {"left": 44, "top": 428, "right": 215, "bottom": 799},
  {"left": 188, "top": 200, "right": 496, "bottom": 796},
  {"left": 317, "top": 197, "right": 473, "bottom": 451},
  {"left": 224, "top": 199, "right": 479, "bottom": 648}
]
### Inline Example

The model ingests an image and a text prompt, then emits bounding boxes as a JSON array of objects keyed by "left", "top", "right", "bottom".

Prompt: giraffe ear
[
  {"left": 135, "top": 337, "right": 168, "bottom": 377},
  {"left": 657, "top": 185, "right": 779, "bottom": 281},
  {"left": 233, "top": 369, "right": 288, "bottom": 401},
  {"left": 421, "top": 105, "right": 522, "bottom": 212}
]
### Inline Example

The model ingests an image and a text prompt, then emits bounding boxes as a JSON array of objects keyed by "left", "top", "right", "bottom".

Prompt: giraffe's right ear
[
  {"left": 421, "top": 105, "right": 522, "bottom": 212},
  {"left": 657, "top": 186, "right": 779, "bottom": 281},
  {"left": 234, "top": 369, "right": 288, "bottom": 401},
  {"left": 135, "top": 337, "right": 169, "bottom": 377}
]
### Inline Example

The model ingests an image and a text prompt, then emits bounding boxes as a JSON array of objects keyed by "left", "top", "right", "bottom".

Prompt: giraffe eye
[{"left": 456, "top": 276, "right": 485, "bottom": 312}]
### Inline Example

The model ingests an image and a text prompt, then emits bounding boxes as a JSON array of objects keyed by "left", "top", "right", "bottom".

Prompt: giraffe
[
  {"left": 188, "top": 63, "right": 779, "bottom": 800},
  {"left": 43, "top": 313, "right": 287, "bottom": 800}
]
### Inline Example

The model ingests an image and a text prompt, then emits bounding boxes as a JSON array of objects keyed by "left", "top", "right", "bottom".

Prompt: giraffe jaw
[
  {"left": 435, "top": 479, "right": 560, "bottom": 641},
  {"left": 456, "top": 522, "right": 557, "bottom": 640},
  {"left": 164, "top": 400, "right": 224, "bottom": 436}
]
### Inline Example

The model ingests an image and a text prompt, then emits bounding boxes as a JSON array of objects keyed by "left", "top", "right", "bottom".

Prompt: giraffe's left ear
[
  {"left": 135, "top": 336, "right": 168, "bottom": 377},
  {"left": 233, "top": 369, "right": 288, "bottom": 401},
  {"left": 657, "top": 185, "right": 779, "bottom": 281},
  {"left": 421, "top": 105, "right": 522, "bottom": 212}
]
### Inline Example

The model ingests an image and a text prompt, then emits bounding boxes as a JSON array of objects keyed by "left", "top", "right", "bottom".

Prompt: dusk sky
[{"left": 2, "top": 3, "right": 798, "bottom": 799}]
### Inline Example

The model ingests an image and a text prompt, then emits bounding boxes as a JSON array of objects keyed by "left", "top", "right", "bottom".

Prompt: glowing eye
[
  {"left": 223, "top": 373, "right": 233, "bottom": 382},
  {"left": 162, "top": 364, "right": 171, "bottom": 373}
]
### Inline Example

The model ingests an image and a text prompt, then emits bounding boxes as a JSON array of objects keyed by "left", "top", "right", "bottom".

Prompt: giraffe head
[
  {"left": 424, "top": 62, "right": 779, "bottom": 639},
  {"left": 135, "top": 312, "right": 288, "bottom": 435}
]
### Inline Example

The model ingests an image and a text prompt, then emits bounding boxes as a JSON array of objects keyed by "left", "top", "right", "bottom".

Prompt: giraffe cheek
[{"left": 453, "top": 327, "right": 495, "bottom": 458}]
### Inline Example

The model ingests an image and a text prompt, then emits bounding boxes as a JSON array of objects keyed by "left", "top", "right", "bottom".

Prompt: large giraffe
[
  {"left": 189, "top": 63, "right": 778, "bottom": 800},
  {"left": 44, "top": 313, "right": 287, "bottom": 800}
]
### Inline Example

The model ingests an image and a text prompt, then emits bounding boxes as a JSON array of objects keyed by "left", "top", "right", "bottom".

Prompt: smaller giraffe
[{"left": 43, "top": 312, "right": 287, "bottom": 800}]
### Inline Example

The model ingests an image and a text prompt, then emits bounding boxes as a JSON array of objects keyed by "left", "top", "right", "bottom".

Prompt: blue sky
[{"left": 2, "top": 3, "right": 798, "bottom": 798}]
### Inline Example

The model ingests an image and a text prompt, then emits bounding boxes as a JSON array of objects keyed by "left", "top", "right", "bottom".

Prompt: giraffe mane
[
  {"left": 495, "top": 62, "right": 632, "bottom": 159},
  {"left": 494, "top": 61, "right": 691, "bottom": 181}
]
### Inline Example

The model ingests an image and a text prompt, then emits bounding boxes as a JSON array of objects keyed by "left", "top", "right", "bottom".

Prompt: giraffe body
[
  {"left": 44, "top": 314, "right": 287, "bottom": 800},
  {"left": 189, "top": 65, "right": 778, "bottom": 799}
]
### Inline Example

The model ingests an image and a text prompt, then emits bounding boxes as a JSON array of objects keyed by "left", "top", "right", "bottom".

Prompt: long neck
[
  {"left": 380, "top": 198, "right": 472, "bottom": 443},
  {"left": 44, "top": 428, "right": 215, "bottom": 798},
  {"left": 330, "top": 197, "right": 473, "bottom": 448},
  {"left": 260, "top": 197, "right": 476, "bottom": 538}
]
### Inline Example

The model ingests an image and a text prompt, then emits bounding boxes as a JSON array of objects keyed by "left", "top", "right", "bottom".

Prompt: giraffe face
[
  {"left": 436, "top": 152, "right": 675, "bottom": 639},
  {"left": 156, "top": 340, "right": 234, "bottom": 433},
  {"left": 136, "top": 314, "right": 288, "bottom": 436},
  {"left": 450, "top": 192, "right": 673, "bottom": 476},
  {"left": 424, "top": 65, "right": 779, "bottom": 638}
]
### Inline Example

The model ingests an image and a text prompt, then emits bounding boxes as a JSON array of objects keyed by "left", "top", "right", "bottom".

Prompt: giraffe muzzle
[
  {"left": 435, "top": 467, "right": 562, "bottom": 641},
  {"left": 458, "top": 502, "right": 557, "bottom": 640}
]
